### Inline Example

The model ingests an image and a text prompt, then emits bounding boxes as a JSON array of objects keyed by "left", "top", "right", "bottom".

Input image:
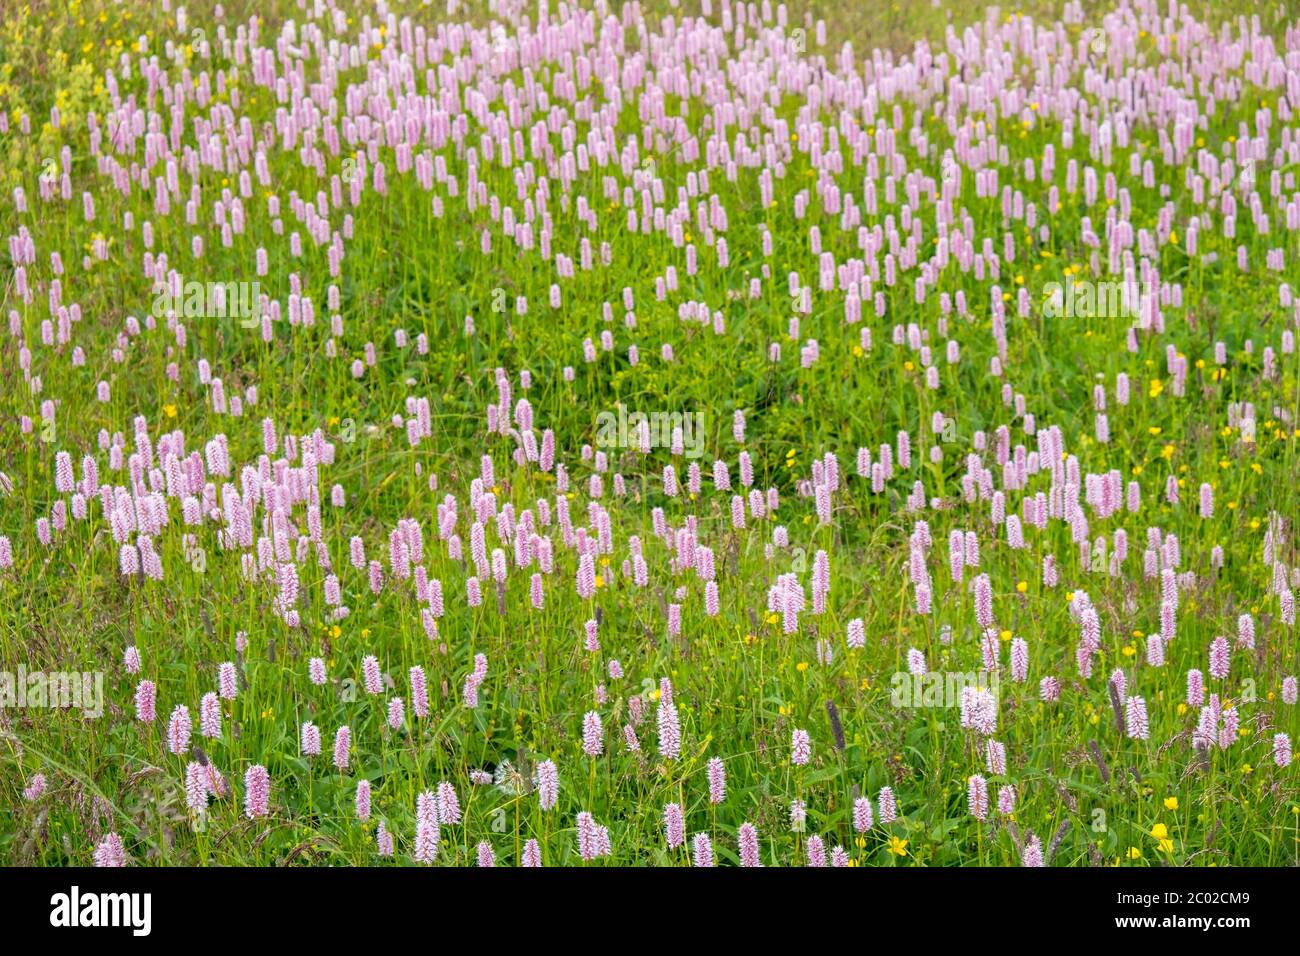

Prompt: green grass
[{"left": 1, "top": 0, "right": 1298, "bottom": 866}]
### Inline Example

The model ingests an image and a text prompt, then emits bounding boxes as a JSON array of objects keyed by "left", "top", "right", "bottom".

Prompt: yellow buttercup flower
[{"left": 887, "top": 836, "right": 908, "bottom": 857}]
